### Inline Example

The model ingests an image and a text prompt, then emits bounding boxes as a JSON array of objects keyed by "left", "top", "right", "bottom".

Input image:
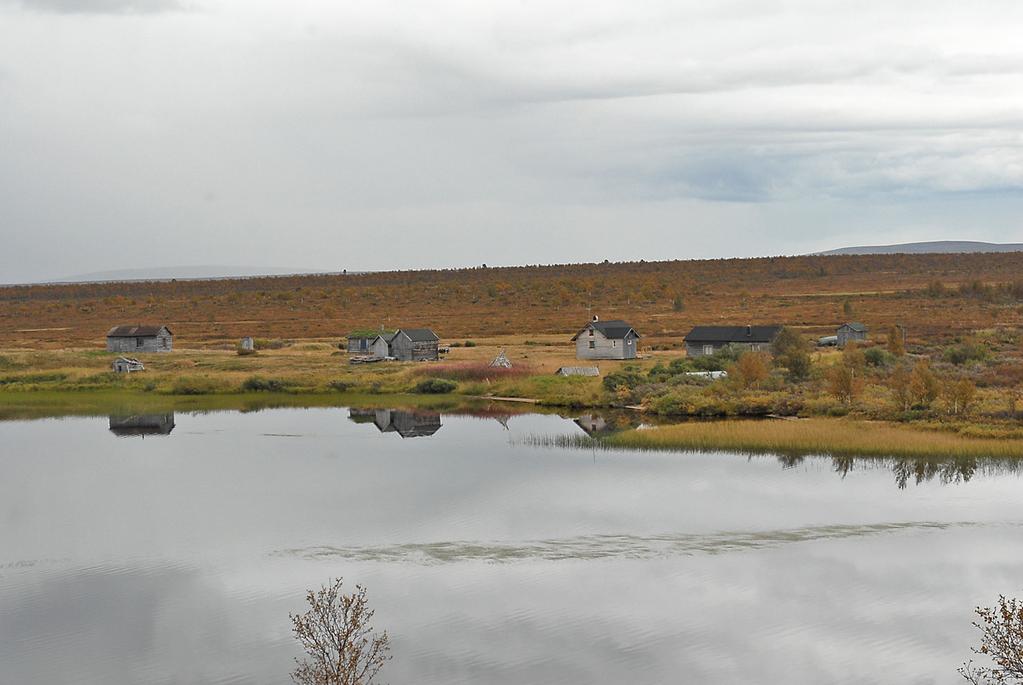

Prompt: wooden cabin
[
  {"left": 369, "top": 328, "right": 440, "bottom": 361},
  {"left": 571, "top": 316, "right": 640, "bottom": 360},
  {"left": 347, "top": 329, "right": 392, "bottom": 354},
  {"left": 106, "top": 325, "right": 173, "bottom": 353},
  {"left": 684, "top": 325, "right": 783, "bottom": 357},
  {"left": 837, "top": 322, "right": 868, "bottom": 347}
]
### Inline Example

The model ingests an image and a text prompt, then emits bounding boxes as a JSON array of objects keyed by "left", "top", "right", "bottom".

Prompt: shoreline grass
[{"left": 531, "top": 418, "right": 1023, "bottom": 460}]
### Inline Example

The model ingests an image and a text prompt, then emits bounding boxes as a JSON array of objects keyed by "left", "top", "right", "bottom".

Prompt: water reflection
[
  {"left": 108, "top": 413, "right": 175, "bottom": 438},
  {"left": 773, "top": 453, "right": 1017, "bottom": 489},
  {"left": 348, "top": 408, "right": 442, "bottom": 438}
]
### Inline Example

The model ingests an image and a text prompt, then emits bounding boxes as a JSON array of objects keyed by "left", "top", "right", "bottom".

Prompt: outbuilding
[
  {"left": 837, "top": 322, "right": 868, "bottom": 347},
  {"left": 347, "top": 329, "right": 391, "bottom": 354},
  {"left": 106, "top": 325, "right": 173, "bottom": 353},
  {"left": 111, "top": 357, "right": 145, "bottom": 373},
  {"left": 571, "top": 316, "right": 640, "bottom": 360}
]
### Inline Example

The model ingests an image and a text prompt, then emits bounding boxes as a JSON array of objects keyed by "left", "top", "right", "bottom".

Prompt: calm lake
[{"left": 2, "top": 405, "right": 1022, "bottom": 684}]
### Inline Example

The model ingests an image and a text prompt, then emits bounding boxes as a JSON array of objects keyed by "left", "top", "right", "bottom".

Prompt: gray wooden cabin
[
  {"left": 370, "top": 328, "right": 440, "bottom": 361},
  {"left": 837, "top": 322, "right": 868, "bottom": 347},
  {"left": 347, "top": 329, "right": 393, "bottom": 354},
  {"left": 684, "top": 325, "right": 782, "bottom": 357},
  {"left": 106, "top": 325, "right": 173, "bottom": 353},
  {"left": 571, "top": 316, "right": 640, "bottom": 360}
]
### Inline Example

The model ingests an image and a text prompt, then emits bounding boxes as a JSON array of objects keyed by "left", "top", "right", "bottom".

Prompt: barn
[{"left": 106, "top": 325, "right": 173, "bottom": 353}]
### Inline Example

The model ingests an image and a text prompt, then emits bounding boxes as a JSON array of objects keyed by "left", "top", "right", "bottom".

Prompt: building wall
[
  {"left": 370, "top": 337, "right": 391, "bottom": 358},
  {"left": 390, "top": 334, "right": 439, "bottom": 361},
  {"left": 575, "top": 327, "right": 637, "bottom": 360},
  {"left": 106, "top": 330, "right": 172, "bottom": 353},
  {"left": 347, "top": 337, "right": 373, "bottom": 353},
  {"left": 837, "top": 328, "right": 867, "bottom": 347},
  {"left": 686, "top": 341, "right": 767, "bottom": 357}
]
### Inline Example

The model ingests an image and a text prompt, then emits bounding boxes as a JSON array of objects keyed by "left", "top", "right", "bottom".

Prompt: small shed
[
  {"left": 556, "top": 366, "right": 600, "bottom": 377},
  {"left": 347, "top": 329, "right": 392, "bottom": 354},
  {"left": 837, "top": 322, "right": 868, "bottom": 347},
  {"left": 571, "top": 316, "right": 640, "bottom": 360},
  {"left": 239, "top": 337, "right": 254, "bottom": 351},
  {"left": 111, "top": 357, "right": 145, "bottom": 373},
  {"left": 106, "top": 325, "right": 173, "bottom": 353}
]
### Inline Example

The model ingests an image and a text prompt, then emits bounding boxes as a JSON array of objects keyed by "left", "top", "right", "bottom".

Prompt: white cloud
[{"left": 0, "top": 0, "right": 1022, "bottom": 281}]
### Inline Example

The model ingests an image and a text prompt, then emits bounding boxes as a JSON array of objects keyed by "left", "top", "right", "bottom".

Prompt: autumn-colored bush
[{"left": 414, "top": 362, "right": 531, "bottom": 381}]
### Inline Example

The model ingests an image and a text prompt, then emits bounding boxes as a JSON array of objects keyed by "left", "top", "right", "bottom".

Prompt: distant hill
[
  {"left": 48, "top": 265, "right": 333, "bottom": 284},
  {"left": 817, "top": 241, "right": 1023, "bottom": 256}
]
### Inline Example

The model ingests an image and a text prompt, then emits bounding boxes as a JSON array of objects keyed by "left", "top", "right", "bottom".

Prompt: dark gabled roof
[
  {"left": 570, "top": 319, "right": 640, "bottom": 341},
  {"left": 106, "top": 325, "right": 171, "bottom": 338},
  {"left": 839, "top": 322, "right": 868, "bottom": 332},
  {"left": 395, "top": 328, "right": 440, "bottom": 342},
  {"left": 684, "top": 325, "right": 783, "bottom": 344},
  {"left": 347, "top": 329, "right": 392, "bottom": 340}
]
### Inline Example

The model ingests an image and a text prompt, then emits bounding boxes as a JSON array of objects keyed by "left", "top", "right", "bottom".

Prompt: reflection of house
[
  {"left": 573, "top": 413, "right": 638, "bottom": 437},
  {"left": 574, "top": 414, "right": 611, "bottom": 437},
  {"left": 684, "top": 325, "right": 782, "bottom": 357},
  {"left": 571, "top": 316, "right": 640, "bottom": 360},
  {"left": 348, "top": 408, "right": 442, "bottom": 438},
  {"left": 108, "top": 413, "right": 175, "bottom": 437},
  {"left": 106, "top": 325, "right": 173, "bottom": 353}
]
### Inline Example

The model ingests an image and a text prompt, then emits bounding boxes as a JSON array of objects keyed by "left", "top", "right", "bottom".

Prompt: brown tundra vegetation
[{"left": 2, "top": 252, "right": 1023, "bottom": 349}]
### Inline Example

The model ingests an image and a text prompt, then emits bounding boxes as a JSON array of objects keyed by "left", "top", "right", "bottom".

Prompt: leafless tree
[
  {"left": 960, "top": 595, "right": 1023, "bottom": 684},
  {"left": 290, "top": 578, "right": 391, "bottom": 685}
]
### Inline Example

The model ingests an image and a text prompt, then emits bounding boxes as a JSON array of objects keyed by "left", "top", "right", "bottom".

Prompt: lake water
[{"left": 2, "top": 405, "right": 1022, "bottom": 684}]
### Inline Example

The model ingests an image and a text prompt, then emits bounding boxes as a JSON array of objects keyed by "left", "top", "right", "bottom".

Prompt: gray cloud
[
  {"left": 0, "top": 0, "right": 1021, "bottom": 282},
  {"left": 9, "top": 0, "right": 186, "bottom": 13}
]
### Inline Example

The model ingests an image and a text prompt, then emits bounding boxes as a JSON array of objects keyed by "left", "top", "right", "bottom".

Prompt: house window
[
  {"left": 588, "top": 328, "right": 594, "bottom": 336},
  {"left": 703, "top": 345, "right": 714, "bottom": 355},
  {"left": 161, "top": 337, "right": 168, "bottom": 350},
  {"left": 612, "top": 340, "right": 617, "bottom": 347},
  {"left": 588, "top": 341, "right": 595, "bottom": 349},
  {"left": 136, "top": 337, "right": 144, "bottom": 348}
]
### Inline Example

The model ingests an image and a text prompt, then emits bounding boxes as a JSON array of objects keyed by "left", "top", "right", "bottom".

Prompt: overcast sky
[{"left": 1, "top": 0, "right": 1022, "bottom": 282}]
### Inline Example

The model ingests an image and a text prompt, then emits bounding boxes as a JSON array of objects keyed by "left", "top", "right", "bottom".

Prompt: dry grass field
[{"left": 3, "top": 252, "right": 1023, "bottom": 350}]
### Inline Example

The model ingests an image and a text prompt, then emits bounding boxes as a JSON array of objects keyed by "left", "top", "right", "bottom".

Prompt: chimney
[
  {"left": 746, "top": 325, "right": 752, "bottom": 337},
  {"left": 592, "top": 314, "right": 599, "bottom": 323}
]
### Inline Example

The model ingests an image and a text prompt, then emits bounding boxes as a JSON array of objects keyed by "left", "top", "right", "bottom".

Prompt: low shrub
[
  {"left": 241, "top": 376, "right": 289, "bottom": 392},
  {"left": 170, "top": 376, "right": 222, "bottom": 395},
  {"left": 0, "top": 372, "right": 69, "bottom": 386},
  {"left": 413, "top": 378, "right": 457, "bottom": 394},
  {"left": 253, "top": 338, "right": 289, "bottom": 350},
  {"left": 463, "top": 340, "right": 477, "bottom": 347},
  {"left": 327, "top": 379, "right": 355, "bottom": 392},
  {"left": 864, "top": 348, "right": 894, "bottom": 368},
  {"left": 943, "top": 342, "right": 989, "bottom": 366}
]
